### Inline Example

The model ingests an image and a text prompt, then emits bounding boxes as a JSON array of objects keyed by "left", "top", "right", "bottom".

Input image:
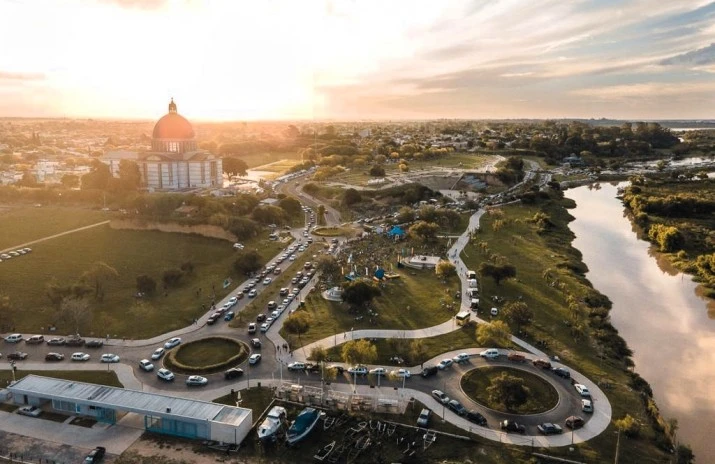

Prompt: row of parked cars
[
  {"left": 0, "top": 247, "right": 32, "bottom": 262},
  {"left": 3, "top": 333, "right": 104, "bottom": 347}
]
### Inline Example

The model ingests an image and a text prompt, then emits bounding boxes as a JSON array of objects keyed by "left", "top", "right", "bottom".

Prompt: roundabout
[
  {"left": 164, "top": 336, "right": 250, "bottom": 375},
  {"left": 460, "top": 366, "right": 559, "bottom": 415}
]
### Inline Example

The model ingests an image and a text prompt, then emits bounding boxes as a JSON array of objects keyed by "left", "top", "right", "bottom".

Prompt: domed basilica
[{"left": 102, "top": 99, "right": 222, "bottom": 190}]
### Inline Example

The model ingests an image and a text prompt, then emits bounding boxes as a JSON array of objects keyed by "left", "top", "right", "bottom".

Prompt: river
[{"left": 565, "top": 183, "right": 715, "bottom": 462}]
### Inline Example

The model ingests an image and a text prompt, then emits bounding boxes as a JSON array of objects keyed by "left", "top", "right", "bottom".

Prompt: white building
[{"left": 102, "top": 99, "right": 222, "bottom": 190}]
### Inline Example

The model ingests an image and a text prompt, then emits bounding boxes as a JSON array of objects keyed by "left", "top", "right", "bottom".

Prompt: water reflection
[{"left": 565, "top": 183, "right": 715, "bottom": 461}]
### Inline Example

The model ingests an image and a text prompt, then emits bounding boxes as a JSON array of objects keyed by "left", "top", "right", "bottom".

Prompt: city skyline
[{"left": 1, "top": 0, "right": 714, "bottom": 120}]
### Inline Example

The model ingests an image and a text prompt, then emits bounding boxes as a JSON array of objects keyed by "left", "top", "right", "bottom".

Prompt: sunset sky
[{"left": 1, "top": 0, "right": 714, "bottom": 120}]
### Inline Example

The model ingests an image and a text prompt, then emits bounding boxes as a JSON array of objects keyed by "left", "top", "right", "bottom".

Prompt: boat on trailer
[
  {"left": 287, "top": 407, "right": 324, "bottom": 445},
  {"left": 257, "top": 406, "right": 287, "bottom": 442}
]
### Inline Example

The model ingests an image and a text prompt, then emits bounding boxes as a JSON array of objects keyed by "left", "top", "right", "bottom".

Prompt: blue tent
[{"left": 387, "top": 226, "right": 406, "bottom": 238}]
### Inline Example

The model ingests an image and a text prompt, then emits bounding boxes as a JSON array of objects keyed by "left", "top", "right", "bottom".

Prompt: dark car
[
  {"left": 84, "top": 446, "right": 106, "bottom": 463},
  {"left": 327, "top": 365, "right": 345, "bottom": 374},
  {"left": 552, "top": 367, "right": 571, "bottom": 379},
  {"left": 532, "top": 359, "right": 552, "bottom": 369},
  {"left": 66, "top": 337, "right": 85, "bottom": 347},
  {"left": 565, "top": 415, "right": 585, "bottom": 430},
  {"left": 537, "top": 423, "right": 563, "bottom": 435},
  {"left": 86, "top": 340, "right": 104, "bottom": 348},
  {"left": 256, "top": 314, "right": 267, "bottom": 322},
  {"left": 7, "top": 351, "right": 28, "bottom": 360},
  {"left": 206, "top": 313, "right": 221, "bottom": 325},
  {"left": 466, "top": 410, "right": 487, "bottom": 426},
  {"left": 421, "top": 366, "right": 439, "bottom": 378},
  {"left": 224, "top": 368, "right": 244, "bottom": 380},
  {"left": 45, "top": 352, "right": 65, "bottom": 361},
  {"left": 447, "top": 399, "right": 467, "bottom": 416},
  {"left": 501, "top": 420, "right": 526, "bottom": 434}
]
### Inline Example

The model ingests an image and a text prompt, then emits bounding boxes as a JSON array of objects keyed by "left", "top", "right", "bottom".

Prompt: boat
[
  {"left": 286, "top": 407, "right": 324, "bottom": 445},
  {"left": 257, "top": 406, "right": 287, "bottom": 442},
  {"left": 314, "top": 441, "right": 335, "bottom": 461}
]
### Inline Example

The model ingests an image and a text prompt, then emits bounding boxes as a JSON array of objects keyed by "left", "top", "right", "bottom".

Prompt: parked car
[
  {"left": 25, "top": 335, "right": 44, "bottom": 344},
  {"left": 227, "top": 296, "right": 238, "bottom": 307},
  {"left": 447, "top": 399, "right": 467, "bottom": 416},
  {"left": 17, "top": 406, "right": 42, "bottom": 417},
  {"left": 347, "top": 365, "right": 368, "bottom": 376},
  {"left": 151, "top": 348, "right": 165, "bottom": 360},
  {"left": 500, "top": 420, "right": 526, "bottom": 434},
  {"left": 479, "top": 348, "right": 499, "bottom": 359},
  {"left": 248, "top": 323, "right": 257, "bottom": 334},
  {"left": 186, "top": 375, "right": 208, "bottom": 386},
  {"left": 537, "top": 423, "right": 563, "bottom": 435},
  {"left": 139, "top": 359, "right": 154, "bottom": 372},
  {"left": 507, "top": 353, "right": 527, "bottom": 363},
  {"left": 46, "top": 337, "right": 66, "bottom": 346},
  {"left": 369, "top": 367, "right": 387, "bottom": 376},
  {"left": 45, "top": 352, "right": 64, "bottom": 361},
  {"left": 533, "top": 359, "right": 552, "bottom": 369},
  {"left": 7, "top": 351, "right": 28, "bottom": 360},
  {"left": 260, "top": 323, "right": 269, "bottom": 333},
  {"left": 417, "top": 408, "right": 431, "bottom": 427},
  {"left": 248, "top": 289, "right": 257, "bottom": 298},
  {"left": 66, "top": 336, "right": 85, "bottom": 347},
  {"left": 581, "top": 399, "right": 594, "bottom": 413},
  {"left": 466, "top": 410, "right": 487, "bottom": 426},
  {"left": 71, "top": 352, "right": 90, "bottom": 362},
  {"left": 256, "top": 314, "right": 267, "bottom": 322},
  {"left": 553, "top": 367, "right": 571, "bottom": 379},
  {"left": 4, "top": 334, "right": 23, "bottom": 343},
  {"left": 207, "top": 312, "right": 221, "bottom": 324},
  {"left": 574, "top": 384, "right": 591, "bottom": 397},
  {"left": 279, "top": 288, "right": 289, "bottom": 296},
  {"left": 249, "top": 353, "right": 262, "bottom": 365},
  {"left": 100, "top": 353, "right": 120, "bottom": 363},
  {"left": 391, "top": 368, "right": 411, "bottom": 378},
  {"left": 84, "top": 446, "right": 106, "bottom": 464},
  {"left": 421, "top": 366, "right": 439, "bottom": 378},
  {"left": 86, "top": 340, "right": 104, "bottom": 348},
  {"left": 224, "top": 368, "right": 244, "bottom": 379},
  {"left": 288, "top": 362, "right": 306, "bottom": 371},
  {"left": 437, "top": 359, "right": 453, "bottom": 370},
  {"left": 164, "top": 337, "right": 181, "bottom": 349},
  {"left": 157, "top": 368, "right": 175, "bottom": 381},
  {"left": 565, "top": 415, "right": 585, "bottom": 430},
  {"left": 431, "top": 390, "right": 450, "bottom": 404},
  {"left": 453, "top": 353, "right": 470, "bottom": 364}
]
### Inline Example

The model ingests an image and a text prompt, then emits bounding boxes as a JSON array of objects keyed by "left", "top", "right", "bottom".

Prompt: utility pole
[{"left": 614, "top": 429, "right": 621, "bottom": 464}]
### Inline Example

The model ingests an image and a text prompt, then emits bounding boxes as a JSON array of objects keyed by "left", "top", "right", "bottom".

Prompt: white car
[
  {"left": 574, "top": 384, "right": 591, "bottom": 397},
  {"left": 71, "top": 352, "right": 90, "bottom": 362},
  {"left": 249, "top": 353, "right": 262, "bottom": 365},
  {"left": 391, "top": 368, "right": 411, "bottom": 378},
  {"left": 437, "top": 359, "right": 454, "bottom": 370},
  {"left": 248, "top": 289, "right": 257, "bottom": 298},
  {"left": 480, "top": 348, "right": 499, "bottom": 359},
  {"left": 151, "top": 348, "right": 165, "bottom": 360},
  {"left": 4, "top": 333, "right": 23, "bottom": 343},
  {"left": 288, "top": 362, "right": 306, "bottom": 371},
  {"left": 164, "top": 337, "right": 181, "bottom": 349},
  {"left": 139, "top": 359, "right": 154, "bottom": 372},
  {"left": 260, "top": 323, "right": 269, "bottom": 332},
  {"left": 186, "top": 375, "right": 208, "bottom": 386},
  {"left": 227, "top": 296, "right": 238, "bottom": 307},
  {"left": 369, "top": 367, "right": 387, "bottom": 376},
  {"left": 17, "top": 406, "right": 42, "bottom": 417},
  {"left": 347, "top": 365, "right": 368, "bottom": 376},
  {"left": 100, "top": 353, "right": 120, "bottom": 363},
  {"left": 233, "top": 243, "right": 244, "bottom": 250},
  {"left": 289, "top": 255, "right": 297, "bottom": 261},
  {"left": 582, "top": 399, "right": 594, "bottom": 413},
  {"left": 431, "top": 389, "right": 450, "bottom": 404},
  {"left": 263, "top": 277, "right": 272, "bottom": 285},
  {"left": 157, "top": 368, "right": 175, "bottom": 381}
]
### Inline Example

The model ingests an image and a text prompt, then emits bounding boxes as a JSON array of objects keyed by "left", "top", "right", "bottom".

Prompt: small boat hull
[{"left": 287, "top": 407, "right": 323, "bottom": 445}]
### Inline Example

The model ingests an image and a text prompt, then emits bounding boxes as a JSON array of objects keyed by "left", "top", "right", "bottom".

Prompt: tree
[
  {"left": 502, "top": 301, "right": 533, "bottom": 333},
  {"left": 81, "top": 262, "right": 119, "bottom": 301},
  {"left": 61, "top": 174, "right": 80, "bottom": 189},
  {"left": 284, "top": 312, "right": 311, "bottom": 343},
  {"left": 408, "top": 221, "right": 439, "bottom": 243},
  {"left": 478, "top": 262, "right": 516, "bottom": 285},
  {"left": 315, "top": 255, "right": 342, "bottom": 282},
  {"left": 60, "top": 297, "right": 92, "bottom": 335},
  {"left": 341, "top": 280, "right": 381, "bottom": 308},
  {"left": 81, "top": 160, "right": 111, "bottom": 190},
  {"left": 309, "top": 346, "right": 328, "bottom": 364},
  {"left": 486, "top": 372, "right": 530, "bottom": 411},
  {"left": 136, "top": 275, "right": 157, "bottom": 295},
  {"left": 648, "top": 224, "right": 684, "bottom": 252},
  {"left": 435, "top": 260, "right": 457, "bottom": 279},
  {"left": 278, "top": 196, "right": 302, "bottom": 219},
  {"left": 118, "top": 159, "right": 142, "bottom": 190},
  {"left": 369, "top": 165, "right": 385, "bottom": 177},
  {"left": 395, "top": 206, "right": 415, "bottom": 224},
  {"left": 317, "top": 205, "right": 327, "bottom": 226},
  {"left": 343, "top": 188, "right": 362, "bottom": 206},
  {"left": 341, "top": 339, "right": 378, "bottom": 365},
  {"left": 222, "top": 157, "right": 249, "bottom": 177},
  {"left": 614, "top": 414, "right": 641, "bottom": 438},
  {"left": 399, "top": 163, "right": 409, "bottom": 172},
  {"left": 162, "top": 268, "right": 184, "bottom": 288},
  {"left": 410, "top": 339, "right": 428, "bottom": 365},
  {"left": 252, "top": 205, "right": 287, "bottom": 225},
  {"left": 476, "top": 321, "right": 511, "bottom": 346},
  {"left": 676, "top": 444, "right": 695, "bottom": 464},
  {"left": 233, "top": 250, "right": 262, "bottom": 275}
]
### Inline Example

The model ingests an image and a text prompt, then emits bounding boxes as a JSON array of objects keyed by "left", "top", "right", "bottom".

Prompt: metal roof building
[{"left": 8, "top": 375, "right": 252, "bottom": 444}]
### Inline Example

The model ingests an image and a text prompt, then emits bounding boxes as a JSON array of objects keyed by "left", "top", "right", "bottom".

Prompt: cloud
[
  {"left": 0, "top": 71, "right": 45, "bottom": 81},
  {"left": 99, "top": 0, "right": 167, "bottom": 10},
  {"left": 661, "top": 43, "right": 715, "bottom": 66},
  {"left": 571, "top": 81, "right": 715, "bottom": 100}
]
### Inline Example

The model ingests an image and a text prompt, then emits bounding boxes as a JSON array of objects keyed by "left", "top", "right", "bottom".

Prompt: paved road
[{"left": 0, "top": 220, "right": 110, "bottom": 254}]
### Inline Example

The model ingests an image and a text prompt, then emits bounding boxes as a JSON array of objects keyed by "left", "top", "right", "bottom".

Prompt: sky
[{"left": 0, "top": 0, "right": 714, "bottom": 120}]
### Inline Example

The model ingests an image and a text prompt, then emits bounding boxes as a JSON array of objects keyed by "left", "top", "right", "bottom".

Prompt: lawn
[
  {"left": 253, "top": 159, "right": 303, "bottom": 173},
  {"left": 0, "top": 205, "right": 107, "bottom": 250},
  {"left": 283, "top": 268, "right": 460, "bottom": 347},
  {"left": 238, "top": 151, "right": 301, "bottom": 169},
  {"left": 172, "top": 337, "right": 247, "bottom": 368},
  {"left": 1, "top": 225, "right": 284, "bottom": 338},
  {"left": 312, "top": 226, "right": 354, "bottom": 237},
  {"left": 460, "top": 367, "right": 559, "bottom": 414},
  {"left": 0, "top": 370, "right": 123, "bottom": 388}
]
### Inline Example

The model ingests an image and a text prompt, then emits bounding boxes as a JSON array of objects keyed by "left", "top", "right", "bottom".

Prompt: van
[
  {"left": 4, "top": 334, "right": 23, "bottom": 343},
  {"left": 470, "top": 298, "right": 479, "bottom": 309},
  {"left": 417, "top": 408, "right": 431, "bottom": 427},
  {"left": 468, "top": 279, "right": 478, "bottom": 289},
  {"left": 468, "top": 289, "right": 479, "bottom": 299},
  {"left": 467, "top": 270, "right": 477, "bottom": 280}
]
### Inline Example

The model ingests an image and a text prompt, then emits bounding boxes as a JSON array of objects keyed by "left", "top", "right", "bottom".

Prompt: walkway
[{"left": 0, "top": 220, "right": 110, "bottom": 254}]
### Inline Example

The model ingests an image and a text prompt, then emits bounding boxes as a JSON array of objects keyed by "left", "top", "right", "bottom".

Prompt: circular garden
[
  {"left": 165, "top": 336, "right": 250, "bottom": 375},
  {"left": 460, "top": 366, "right": 559, "bottom": 415}
]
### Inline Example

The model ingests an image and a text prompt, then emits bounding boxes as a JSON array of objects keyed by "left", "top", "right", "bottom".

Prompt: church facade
[{"left": 102, "top": 99, "right": 222, "bottom": 190}]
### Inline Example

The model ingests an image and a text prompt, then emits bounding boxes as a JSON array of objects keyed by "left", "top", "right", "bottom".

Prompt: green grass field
[
  {"left": 460, "top": 367, "right": 559, "bottom": 414},
  {"left": 239, "top": 151, "right": 301, "bottom": 169},
  {"left": 0, "top": 370, "right": 122, "bottom": 388},
  {"left": 173, "top": 337, "right": 244, "bottom": 367},
  {"left": 283, "top": 269, "right": 460, "bottom": 347},
  {"left": 0, "top": 205, "right": 107, "bottom": 250},
  {"left": 1, "top": 223, "right": 284, "bottom": 338}
]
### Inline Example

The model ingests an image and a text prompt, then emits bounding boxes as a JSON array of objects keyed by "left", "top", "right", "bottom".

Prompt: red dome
[{"left": 152, "top": 112, "right": 195, "bottom": 140}]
